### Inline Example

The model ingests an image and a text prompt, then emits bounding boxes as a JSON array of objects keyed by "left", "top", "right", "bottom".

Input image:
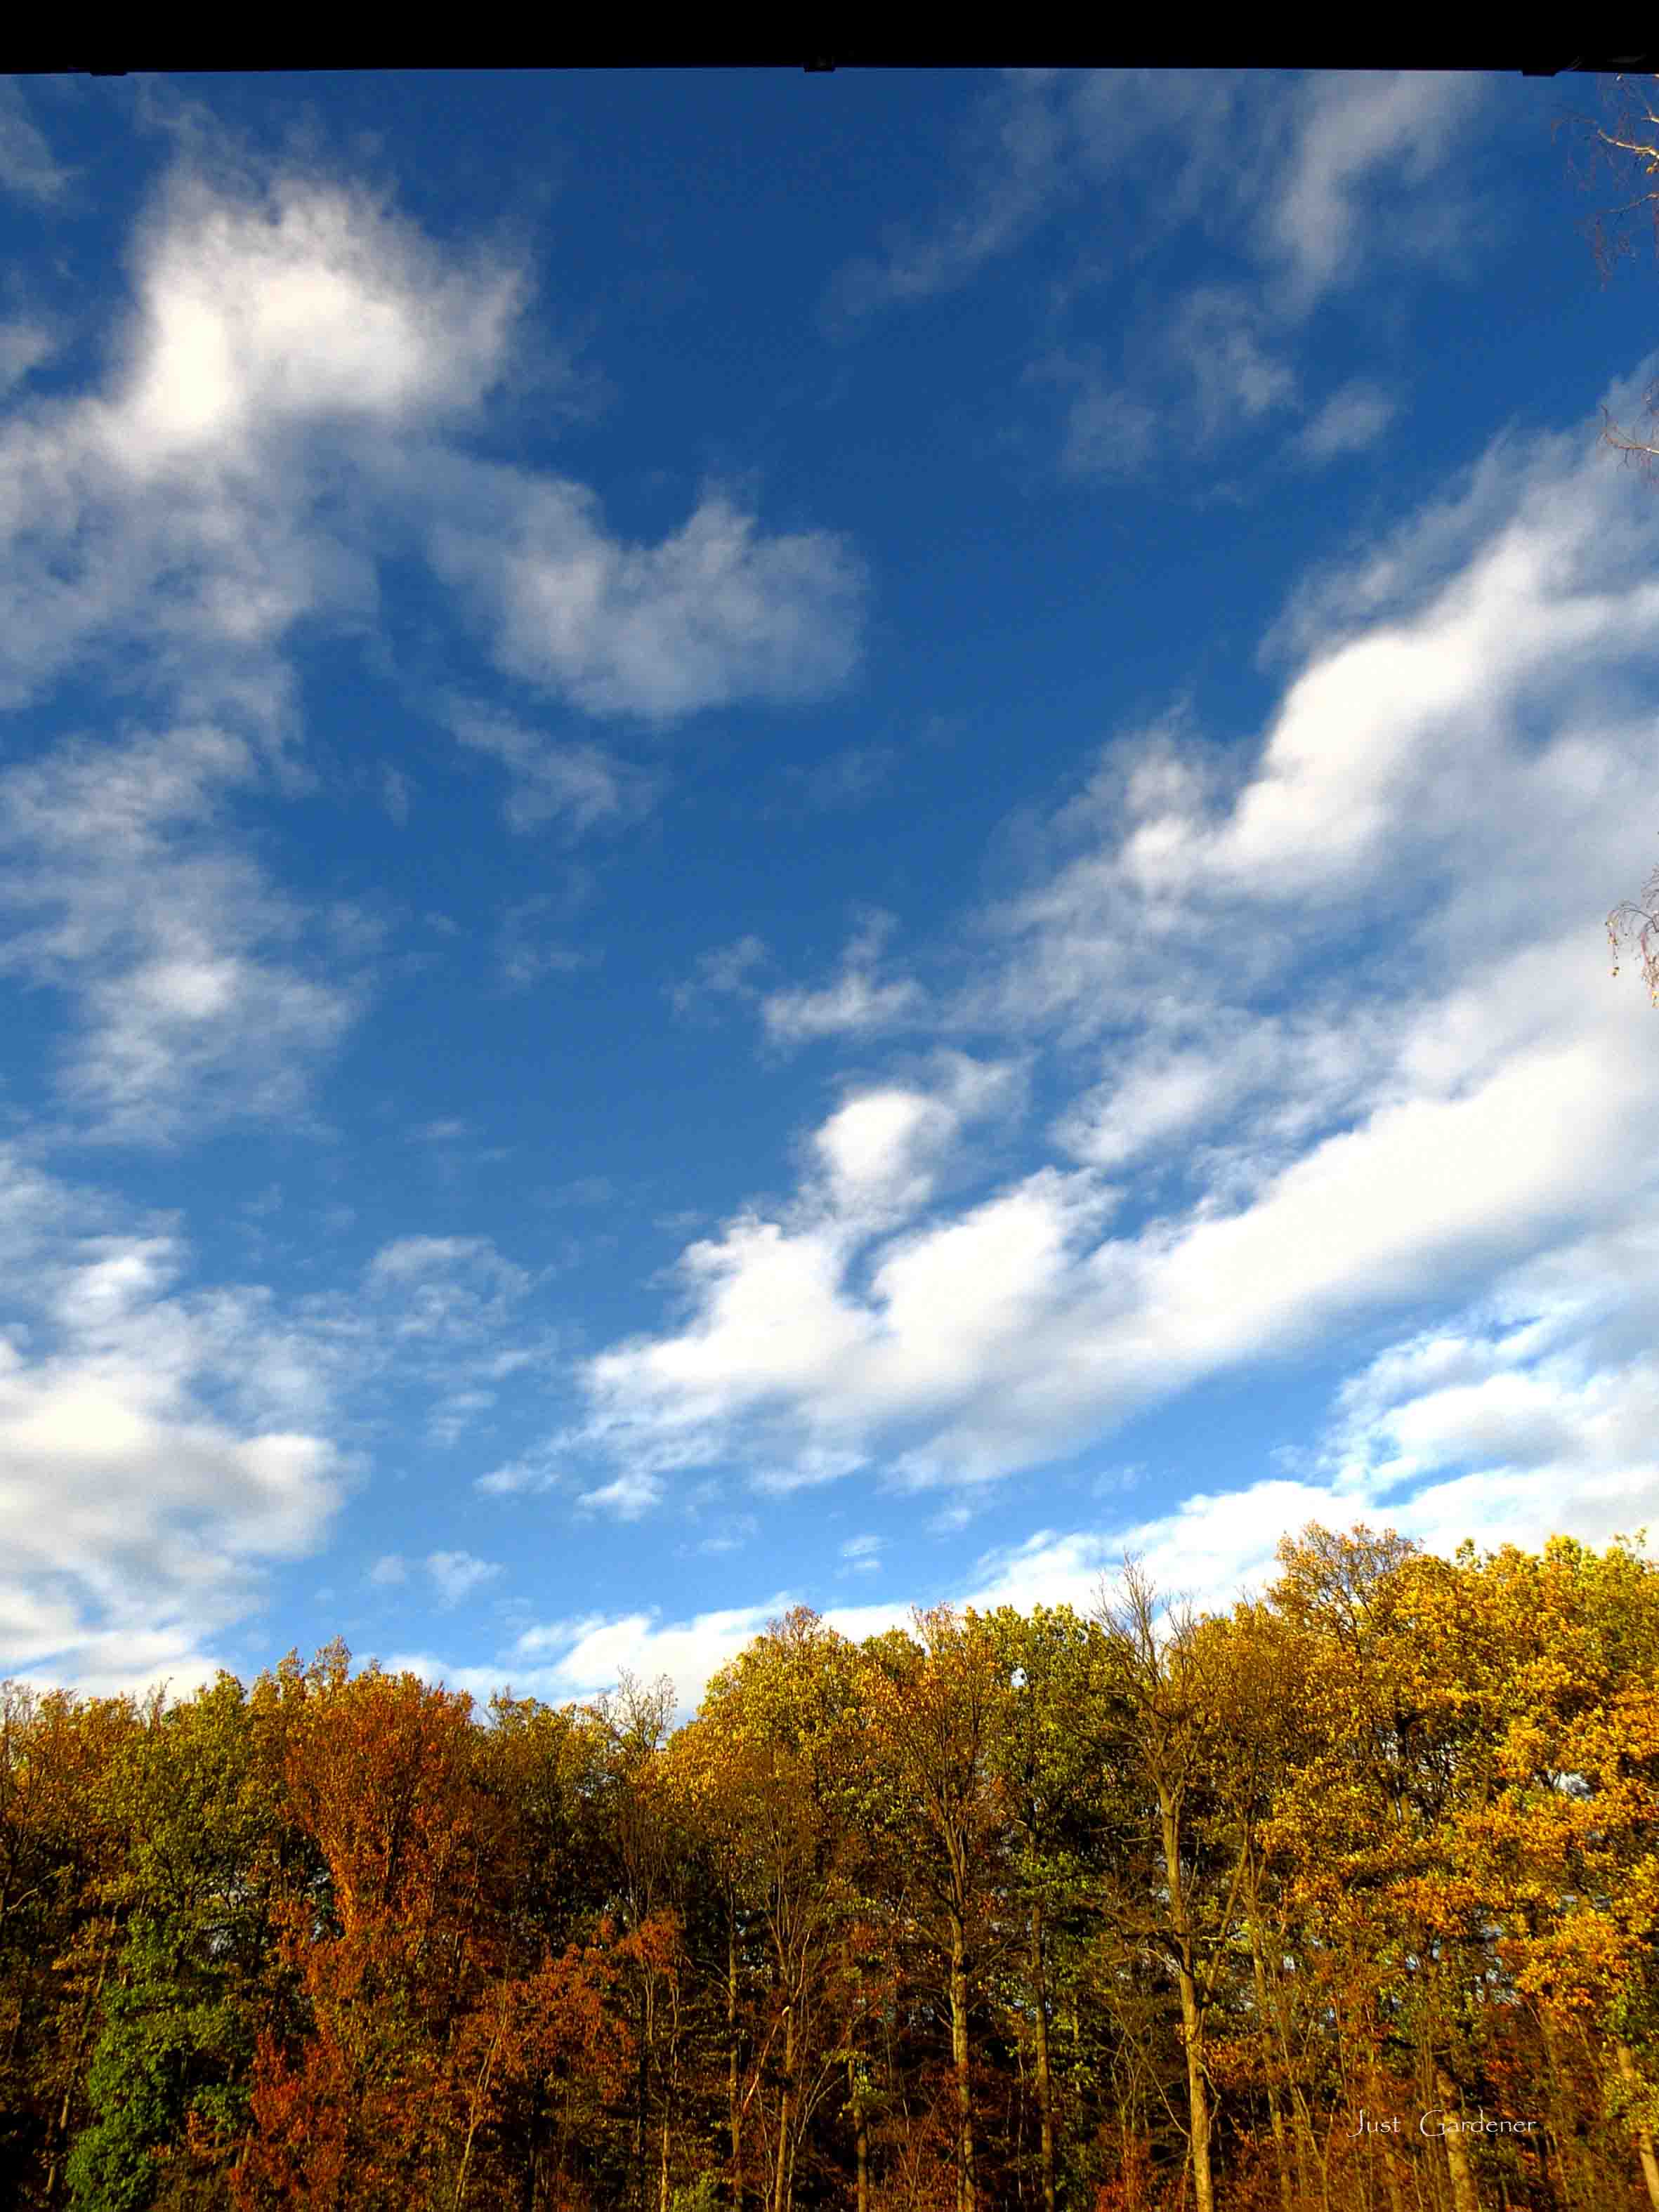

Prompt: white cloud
[
  {"left": 762, "top": 968, "right": 930, "bottom": 1048},
  {"left": 393, "top": 1370, "right": 1659, "bottom": 1718},
  {"left": 841, "top": 1533, "right": 883, "bottom": 1574},
  {"left": 501, "top": 1595, "right": 806, "bottom": 1718},
  {"left": 546, "top": 1175, "right": 615, "bottom": 1209},
  {"left": 351, "top": 1235, "right": 568, "bottom": 1440},
  {"left": 108, "top": 165, "right": 527, "bottom": 470},
  {"left": 0, "top": 1150, "right": 359, "bottom": 1692},
  {"left": 577, "top": 1470, "right": 667, "bottom": 1522},
  {"left": 0, "top": 724, "right": 367, "bottom": 1147},
  {"left": 811, "top": 1090, "right": 957, "bottom": 1220},
  {"left": 474, "top": 1458, "right": 557, "bottom": 1499},
  {"left": 0, "top": 139, "right": 867, "bottom": 862},
  {"left": 365, "top": 1235, "right": 531, "bottom": 1322},
  {"left": 426, "top": 1550, "right": 503, "bottom": 1607},
  {"left": 419, "top": 470, "right": 868, "bottom": 725},
  {"left": 369, "top": 1553, "right": 408, "bottom": 1586}
]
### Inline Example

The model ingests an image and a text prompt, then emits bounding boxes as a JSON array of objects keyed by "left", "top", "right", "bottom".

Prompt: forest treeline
[{"left": 1, "top": 1520, "right": 1656, "bottom": 2212}]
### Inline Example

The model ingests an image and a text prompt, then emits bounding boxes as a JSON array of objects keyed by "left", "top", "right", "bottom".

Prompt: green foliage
[
  {"left": 667, "top": 2176, "right": 723, "bottom": 2212},
  {"left": 65, "top": 1916, "right": 255, "bottom": 2211}
]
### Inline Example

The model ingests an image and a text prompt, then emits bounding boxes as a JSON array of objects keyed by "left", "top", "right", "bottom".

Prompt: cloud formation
[
  {"left": 544, "top": 381, "right": 1659, "bottom": 1556},
  {"left": 823, "top": 70, "right": 1493, "bottom": 482}
]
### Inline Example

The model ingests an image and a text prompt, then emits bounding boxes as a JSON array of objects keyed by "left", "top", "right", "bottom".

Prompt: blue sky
[{"left": 4, "top": 65, "right": 1659, "bottom": 1717}]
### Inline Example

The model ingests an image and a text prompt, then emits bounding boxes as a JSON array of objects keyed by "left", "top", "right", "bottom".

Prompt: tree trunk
[
  {"left": 771, "top": 2000, "right": 795, "bottom": 2212},
  {"left": 851, "top": 2056, "right": 869, "bottom": 2212},
  {"left": 1160, "top": 1789, "right": 1214, "bottom": 2212},
  {"left": 636, "top": 1975, "right": 652, "bottom": 2212},
  {"left": 729, "top": 1903, "right": 742, "bottom": 2211},
  {"left": 1030, "top": 1895, "right": 1056, "bottom": 2212},
  {"left": 950, "top": 1907, "right": 976, "bottom": 2212},
  {"left": 1537, "top": 2004, "right": 1590, "bottom": 2212},
  {"left": 1244, "top": 1874, "right": 1292, "bottom": 2212},
  {"left": 842, "top": 1927, "right": 870, "bottom": 2212},
  {"left": 1432, "top": 2061, "right": 1481, "bottom": 2212},
  {"left": 1382, "top": 2137, "right": 1409, "bottom": 2212},
  {"left": 1617, "top": 2041, "right": 1659, "bottom": 2212},
  {"left": 1263, "top": 1922, "right": 1320, "bottom": 2203},
  {"left": 453, "top": 1996, "right": 505, "bottom": 2211},
  {"left": 42, "top": 1928, "right": 111, "bottom": 2203}
]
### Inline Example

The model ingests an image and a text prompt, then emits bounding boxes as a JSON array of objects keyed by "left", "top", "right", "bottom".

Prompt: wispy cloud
[
  {"left": 758, "top": 909, "right": 929, "bottom": 1049},
  {"left": 0, "top": 724, "right": 371, "bottom": 1148},
  {"left": 492, "top": 893, "right": 602, "bottom": 993},
  {"left": 426, "top": 1550, "right": 503, "bottom": 1607},
  {"left": 667, "top": 933, "right": 771, "bottom": 1022},
  {"left": 840, "top": 1532, "right": 884, "bottom": 1574},
  {"left": 0, "top": 82, "right": 74, "bottom": 205},
  {"left": 1293, "top": 381, "right": 1400, "bottom": 464},
  {"left": 443, "top": 697, "right": 660, "bottom": 836},
  {"left": 1259, "top": 72, "right": 1492, "bottom": 317},
  {"left": 577, "top": 1469, "right": 667, "bottom": 1522},
  {"left": 821, "top": 70, "right": 1075, "bottom": 327},
  {"left": 827, "top": 68, "right": 1490, "bottom": 484}
]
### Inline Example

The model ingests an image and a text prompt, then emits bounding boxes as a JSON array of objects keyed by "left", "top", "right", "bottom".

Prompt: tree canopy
[{"left": 2, "top": 1520, "right": 1656, "bottom": 2211}]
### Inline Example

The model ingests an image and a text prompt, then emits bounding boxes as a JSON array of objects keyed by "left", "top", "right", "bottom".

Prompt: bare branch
[
  {"left": 1554, "top": 74, "right": 1659, "bottom": 468},
  {"left": 1608, "top": 837, "right": 1659, "bottom": 1008}
]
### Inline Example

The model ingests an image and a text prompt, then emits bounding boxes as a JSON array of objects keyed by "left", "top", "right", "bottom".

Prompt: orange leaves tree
[{"left": 230, "top": 1650, "right": 505, "bottom": 2211}]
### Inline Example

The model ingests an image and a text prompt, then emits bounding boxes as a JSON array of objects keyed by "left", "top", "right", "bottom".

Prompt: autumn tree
[
  {"left": 231, "top": 1650, "right": 502, "bottom": 2211},
  {"left": 981, "top": 1602, "right": 1119, "bottom": 2212},
  {"left": 670, "top": 1606, "right": 879, "bottom": 2212},
  {"left": 0, "top": 1682, "right": 142, "bottom": 2208},
  {"left": 63, "top": 1666, "right": 316, "bottom": 2212},
  {"left": 15, "top": 1528, "right": 1659, "bottom": 2212},
  {"left": 858, "top": 1607, "right": 1014, "bottom": 2212},
  {"left": 1189, "top": 1599, "right": 1325, "bottom": 2212},
  {"left": 1442, "top": 1533, "right": 1659, "bottom": 2211},
  {"left": 1091, "top": 1558, "right": 1248, "bottom": 2212},
  {"left": 583, "top": 1670, "right": 700, "bottom": 2212}
]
